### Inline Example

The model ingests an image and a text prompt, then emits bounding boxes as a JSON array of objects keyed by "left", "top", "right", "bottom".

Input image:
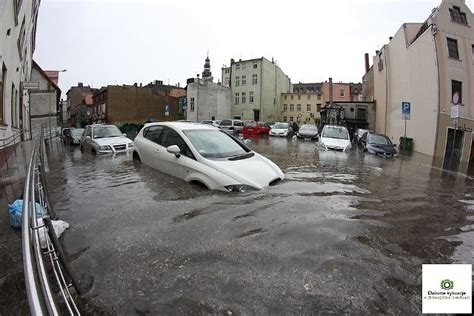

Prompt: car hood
[
  {"left": 299, "top": 130, "right": 318, "bottom": 136},
  {"left": 320, "top": 137, "right": 350, "bottom": 148},
  {"left": 204, "top": 153, "right": 284, "bottom": 189},
  {"left": 368, "top": 143, "right": 397, "bottom": 154},
  {"left": 92, "top": 136, "right": 132, "bottom": 146}
]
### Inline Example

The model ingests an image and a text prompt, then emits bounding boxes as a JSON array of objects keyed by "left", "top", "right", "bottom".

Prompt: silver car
[
  {"left": 80, "top": 124, "right": 134, "bottom": 155},
  {"left": 219, "top": 119, "right": 244, "bottom": 134}
]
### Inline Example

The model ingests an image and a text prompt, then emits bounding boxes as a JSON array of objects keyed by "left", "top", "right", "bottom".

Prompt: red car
[{"left": 242, "top": 121, "right": 270, "bottom": 136}]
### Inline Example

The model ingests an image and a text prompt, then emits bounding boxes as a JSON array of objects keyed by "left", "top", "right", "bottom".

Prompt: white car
[
  {"left": 132, "top": 122, "right": 284, "bottom": 192},
  {"left": 269, "top": 122, "right": 293, "bottom": 137},
  {"left": 319, "top": 125, "right": 352, "bottom": 151},
  {"left": 80, "top": 124, "right": 134, "bottom": 154}
]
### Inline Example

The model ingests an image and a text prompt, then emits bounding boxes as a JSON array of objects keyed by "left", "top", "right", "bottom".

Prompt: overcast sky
[{"left": 34, "top": 0, "right": 473, "bottom": 97}]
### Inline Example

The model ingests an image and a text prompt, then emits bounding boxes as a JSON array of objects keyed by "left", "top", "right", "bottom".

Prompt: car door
[
  {"left": 140, "top": 125, "right": 164, "bottom": 168},
  {"left": 155, "top": 126, "right": 189, "bottom": 179}
]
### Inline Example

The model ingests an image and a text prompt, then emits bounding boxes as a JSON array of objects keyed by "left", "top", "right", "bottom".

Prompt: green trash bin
[{"left": 399, "top": 137, "right": 414, "bottom": 151}]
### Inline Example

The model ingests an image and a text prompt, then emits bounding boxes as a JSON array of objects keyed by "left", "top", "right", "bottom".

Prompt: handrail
[
  {"left": 21, "top": 126, "right": 81, "bottom": 315},
  {"left": 0, "top": 128, "right": 24, "bottom": 149}
]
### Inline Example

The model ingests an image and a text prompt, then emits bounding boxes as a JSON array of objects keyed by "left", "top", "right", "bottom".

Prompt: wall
[
  {"left": 260, "top": 58, "right": 291, "bottom": 121},
  {"left": 186, "top": 79, "right": 231, "bottom": 121}
]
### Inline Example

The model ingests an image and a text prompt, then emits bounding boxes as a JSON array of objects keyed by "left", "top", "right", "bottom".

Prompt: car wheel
[
  {"left": 91, "top": 149, "right": 97, "bottom": 155},
  {"left": 132, "top": 151, "right": 141, "bottom": 162}
]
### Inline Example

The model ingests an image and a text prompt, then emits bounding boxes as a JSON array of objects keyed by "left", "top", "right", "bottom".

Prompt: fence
[{"left": 21, "top": 127, "right": 81, "bottom": 315}]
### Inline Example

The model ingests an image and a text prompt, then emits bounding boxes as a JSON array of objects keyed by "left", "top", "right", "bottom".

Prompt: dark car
[
  {"left": 296, "top": 124, "right": 319, "bottom": 140},
  {"left": 359, "top": 132, "right": 398, "bottom": 157},
  {"left": 64, "top": 128, "right": 84, "bottom": 145}
]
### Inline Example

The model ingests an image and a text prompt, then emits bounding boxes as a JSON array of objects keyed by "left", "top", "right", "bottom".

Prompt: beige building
[
  {"left": 224, "top": 57, "right": 291, "bottom": 122},
  {"left": 370, "top": 0, "right": 474, "bottom": 168},
  {"left": 281, "top": 83, "right": 323, "bottom": 125}
]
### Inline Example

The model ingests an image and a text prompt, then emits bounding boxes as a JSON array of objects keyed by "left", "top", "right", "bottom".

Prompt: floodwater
[{"left": 40, "top": 136, "right": 474, "bottom": 314}]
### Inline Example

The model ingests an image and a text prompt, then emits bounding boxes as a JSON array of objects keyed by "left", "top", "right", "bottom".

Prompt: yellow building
[{"left": 281, "top": 83, "right": 323, "bottom": 125}]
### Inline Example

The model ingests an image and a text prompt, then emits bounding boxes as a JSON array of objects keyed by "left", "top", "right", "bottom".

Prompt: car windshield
[
  {"left": 93, "top": 126, "right": 123, "bottom": 139},
  {"left": 322, "top": 127, "right": 349, "bottom": 139},
  {"left": 245, "top": 121, "right": 257, "bottom": 127},
  {"left": 183, "top": 129, "right": 248, "bottom": 159},
  {"left": 273, "top": 123, "right": 289, "bottom": 129},
  {"left": 301, "top": 125, "right": 317, "bottom": 131},
  {"left": 71, "top": 129, "right": 84, "bottom": 137},
  {"left": 368, "top": 134, "right": 392, "bottom": 145}
]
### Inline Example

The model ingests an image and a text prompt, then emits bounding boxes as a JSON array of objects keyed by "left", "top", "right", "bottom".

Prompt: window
[
  {"left": 252, "top": 74, "right": 258, "bottom": 85},
  {"left": 451, "top": 80, "right": 462, "bottom": 104},
  {"left": 283, "top": 104, "right": 288, "bottom": 111},
  {"left": 447, "top": 38, "right": 459, "bottom": 59},
  {"left": 317, "top": 94, "right": 321, "bottom": 100},
  {"left": 339, "top": 89, "right": 345, "bottom": 97},
  {"left": 307, "top": 95, "right": 310, "bottom": 100},
  {"left": 235, "top": 92, "right": 240, "bottom": 105},
  {"left": 298, "top": 95, "right": 301, "bottom": 100},
  {"left": 356, "top": 108, "right": 367, "bottom": 120},
  {"left": 242, "top": 63, "right": 246, "bottom": 70},
  {"left": 297, "top": 104, "right": 301, "bottom": 112},
  {"left": 11, "top": 84, "right": 16, "bottom": 127},
  {"left": 17, "top": 17, "right": 26, "bottom": 59},
  {"left": 235, "top": 63, "right": 240, "bottom": 70},
  {"left": 307, "top": 104, "right": 311, "bottom": 111},
  {"left": 0, "top": 64, "right": 6, "bottom": 123},
  {"left": 289, "top": 116, "right": 294, "bottom": 121},
  {"left": 225, "top": 69, "right": 230, "bottom": 74},
  {"left": 249, "top": 91, "right": 254, "bottom": 103},
  {"left": 241, "top": 92, "right": 246, "bottom": 104},
  {"left": 283, "top": 116, "right": 287, "bottom": 122},
  {"left": 253, "top": 62, "right": 258, "bottom": 69},
  {"left": 190, "top": 97, "right": 195, "bottom": 111},
  {"left": 291, "top": 95, "right": 294, "bottom": 100},
  {"left": 317, "top": 104, "right": 322, "bottom": 112},
  {"left": 449, "top": 6, "right": 468, "bottom": 25},
  {"left": 306, "top": 117, "right": 311, "bottom": 123},
  {"left": 284, "top": 95, "right": 287, "bottom": 100},
  {"left": 241, "top": 75, "right": 246, "bottom": 86},
  {"left": 224, "top": 78, "right": 230, "bottom": 86},
  {"left": 235, "top": 76, "right": 240, "bottom": 87},
  {"left": 290, "top": 104, "right": 294, "bottom": 111},
  {"left": 144, "top": 125, "right": 163, "bottom": 143},
  {"left": 13, "top": 0, "right": 22, "bottom": 24}
]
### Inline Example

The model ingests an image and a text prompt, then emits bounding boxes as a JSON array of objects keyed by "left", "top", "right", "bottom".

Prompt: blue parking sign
[{"left": 402, "top": 102, "right": 411, "bottom": 115}]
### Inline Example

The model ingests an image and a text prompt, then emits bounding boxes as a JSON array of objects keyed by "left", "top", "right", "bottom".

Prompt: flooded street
[{"left": 44, "top": 137, "right": 474, "bottom": 314}]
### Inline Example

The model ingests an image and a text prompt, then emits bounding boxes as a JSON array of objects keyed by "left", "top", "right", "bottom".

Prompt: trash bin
[{"left": 399, "top": 137, "right": 414, "bottom": 151}]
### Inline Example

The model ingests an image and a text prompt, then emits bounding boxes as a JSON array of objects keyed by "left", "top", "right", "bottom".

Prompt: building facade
[
  {"left": 90, "top": 84, "right": 183, "bottom": 125},
  {"left": 186, "top": 78, "right": 231, "bottom": 121},
  {"left": 29, "top": 61, "right": 61, "bottom": 138},
  {"left": 226, "top": 57, "right": 291, "bottom": 122},
  {"left": 370, "top": 0, "right": 474, "bottom": 168},
  {"left": 66, "top": 83, "right": 97, "bottom": 126},
  {"left": 0, "top": 0, "right": 41, "bottom": 140}
]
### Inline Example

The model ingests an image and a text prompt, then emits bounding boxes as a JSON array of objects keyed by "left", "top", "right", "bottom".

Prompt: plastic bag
[
  {"left": 8, "top": 199, "right": 45, "bottom": 228},
  {"left": 37, "top": 218, "right": 69, "bottom": 248}
]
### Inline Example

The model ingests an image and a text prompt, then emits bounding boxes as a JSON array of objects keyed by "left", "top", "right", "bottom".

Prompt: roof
[
  {"left": 32, "top": 60, "right": 61, "bottom": 92},
  {"left": 292, "top": 83, "right": 323, "bottom": 93}
]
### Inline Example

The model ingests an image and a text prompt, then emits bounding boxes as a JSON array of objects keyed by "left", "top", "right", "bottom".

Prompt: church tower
[{"left": 202, "top": 54, "right": 213, "bottom": 82}]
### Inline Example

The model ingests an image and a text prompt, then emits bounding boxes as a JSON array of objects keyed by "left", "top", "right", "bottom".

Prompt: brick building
[{"left": 91, "top": 84, "right": 183, "bottom": 125}]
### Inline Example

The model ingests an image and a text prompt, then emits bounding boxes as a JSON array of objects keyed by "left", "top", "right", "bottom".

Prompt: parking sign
[
  {"left": 402, "top": 102, "right": 411, "bottom": 120},
  {"left": 165, "top": 104, "right": 170, "bottom": 116}
]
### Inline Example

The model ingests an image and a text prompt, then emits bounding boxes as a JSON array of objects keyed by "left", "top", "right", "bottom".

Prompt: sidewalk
[{"left": 0, "top": 140, "right": 35, "bottom": 315}]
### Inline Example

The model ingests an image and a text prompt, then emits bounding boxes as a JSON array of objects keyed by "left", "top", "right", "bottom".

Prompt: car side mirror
[
  {"left": 123, "top": 133, "right": 127, "bottom": 137},
  {"left": 167, "top": 145, "right": 181, "bottom": 158}
]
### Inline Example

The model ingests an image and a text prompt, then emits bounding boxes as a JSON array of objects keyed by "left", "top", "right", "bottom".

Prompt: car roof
[{"left": 144, "top": 121, "right": 216, "bottom": 131}]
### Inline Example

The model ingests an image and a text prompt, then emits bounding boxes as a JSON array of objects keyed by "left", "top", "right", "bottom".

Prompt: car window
[
  {"left": 220, "top": 120, "right": 232, "bottom": 126},
  {"left": 234, "top": 121, "right": 244, "bottom": 127},
  {"left": 322, "top": 127, "right": 349, "bottom": 140},
  {"left": 159, "top": 127, "right": 195, "bottom": 159},
  {"left": 93, "top": 126, "right": 122, "bottom": 139},
  {"left": 144, "top": 125, "right": 163, "bottom": 143},
  {"left": 274, "top": 123, "right": 289, "bottom": 129},
  {"left": 368, "top": 134, "right": 392, "bottom": 145},
  {"left": 183, "top": 129, "right": 248, "bottom": 159}
]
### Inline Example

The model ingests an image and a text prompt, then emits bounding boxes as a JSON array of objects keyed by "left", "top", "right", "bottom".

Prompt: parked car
[
  {"left": 80, "top": 124, "right": 134, "bottom": 155},
  {"left": 219, "top": 119, "right": 244, "bottom": 134},
  {"left": 296, "top": 124, "right": 319, "bottom": 140},
  {"left": 242, "top": 121, "right": 271, "bottom": 136},
  {"left": 354, "top": 128, "right": 370, "bottom": 145},
  {"left": 201, "top": 120, "right": 213, "bottom": 125},
  {"left": 64, "top": 128, "right": 84, "bottom": 145},
  {"left": 359, "top": 132, "right": 398, "bottom": 157},
  {"left": 132, "top": 122, "right": 284, "bottom": 192},
  {"left": 269, "top": 122, "right": 293, "bottom": 137},
  {"left": 319, "top": 125, "right": 352, "bottom": 151}
]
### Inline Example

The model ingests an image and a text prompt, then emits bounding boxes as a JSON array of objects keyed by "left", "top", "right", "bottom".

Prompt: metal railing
[
  {"left": 22, "top": 128, "right": 81, "bottom": 315},
  {"left": 0, "top": 129, "right": 25, "bottom": 170}
]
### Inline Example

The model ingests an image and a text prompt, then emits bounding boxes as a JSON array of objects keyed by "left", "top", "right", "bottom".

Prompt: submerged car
[
  {"left": 269, "top": 122, "right": 293, "bottom": 137},
  {"left": 219, "top": 119, "right": 244, "bottom": 135},
  {"left": 64, "top": 128, "right": 84, "bottom": 145},
  {"left": 242, "top": 121, "right": 270, "bottom": 136},
  {"left": 80, "top": 124, "right": 134, "bottom": 154},
  {"left": 132, "top": 122, "right": 284, "bottom": 192},
  {"left": 296, "top": 124, "right": 319, "bottom": 140},
  {"left": 319, "top": 125, "right": 352, "bottom": 151},
  {"left": 359, "top": 132, "right": 398, "bottom": 157},
  {"left": 354, "top": 128, "right": 371, "bottom": 145}
]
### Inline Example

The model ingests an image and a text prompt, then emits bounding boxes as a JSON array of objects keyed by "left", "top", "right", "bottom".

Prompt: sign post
[
  {"left": 165, "top": 104, "right": 170, "bottom": 117},
  {"left": 450, "top": 105, "right": 460, "bottom": 159},
  {"left": 401, "top": 102, "right": 411, "bottom": 149}
]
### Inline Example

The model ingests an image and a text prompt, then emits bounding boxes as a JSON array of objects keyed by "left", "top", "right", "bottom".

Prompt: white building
[
  {"left": 224, "top": 57, "right": 292, "bottom": 122},
  {"left": 186, "top": 77, "right": 231, "bottom": 121},
  {"left": 0, "top": 0, "right": 41, "bottom": 140}
]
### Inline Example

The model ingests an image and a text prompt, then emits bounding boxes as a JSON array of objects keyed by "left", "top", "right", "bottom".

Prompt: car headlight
[
  {"left": 225, "top": 184, "right": 257, "bottom": 193},
  {"left": 98, "top": 145, "right": 111, "bottom": 151},
  {"left": 128, "top": 142, "right": 134, "bottom": 148},
  {"left": 345, "top": 144, "right": 352, "bottom": 151}
]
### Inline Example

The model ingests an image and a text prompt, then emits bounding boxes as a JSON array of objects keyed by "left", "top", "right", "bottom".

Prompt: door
[
  {"left": 444, "top": 128, "right": 464, "bottom": 162},
  {"left": 140, "top": 125, "right": 164, "bottom": 168},
  {"left": 253, "top": 109, "right": 260, "bottom": 122},
  {"left": 155, "top": 126, "right": 189, "bottom": 179}
]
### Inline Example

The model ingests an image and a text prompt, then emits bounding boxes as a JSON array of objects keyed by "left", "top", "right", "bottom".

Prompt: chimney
[
  {"left": 329, "top": 77, "right": 333, "bottom": 106},
  {"left": 78, "top": 82, "right": 83, "bottom": 87},
  {"left": 139, "top": 83, "right": 142, "bottom": 87},
  {"left": 364, "top": 53, "right": 370, "bottom": 73}
]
